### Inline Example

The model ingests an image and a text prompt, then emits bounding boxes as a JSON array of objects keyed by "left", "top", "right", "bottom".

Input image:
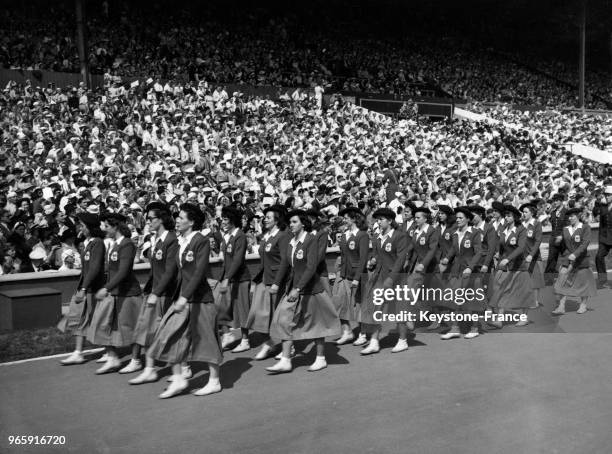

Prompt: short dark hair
[
  {"left": 180, "top": 203, "right": 204, "bottom": 230},
  {"left": 148, "top": 208, "right": 175, "bottom": 231}
]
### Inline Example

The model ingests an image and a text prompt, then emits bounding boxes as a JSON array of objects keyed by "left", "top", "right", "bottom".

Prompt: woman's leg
[
  {"left": 308, "top": 338, "right": 328, "bottom": 371},
  {"left": 266, "top": 340, "right": 293, "bottom": 372},
  {"left": 159, "top": 362, "right": 190, "bottom": 399},
  {"left": 441, "top": 322, "right": 461, "bottom": 339},
  {"left": 391, "top": 323, "right": 409, "bottom": 352},
  {"left": 194, "top": 363, "right": 222, "bottom": 396},
  {"left": 361, "top": 326, "right": 380, "bottom": 354},
  {"left": 552, "top": 296, "right": 567, "bottom": 314},
  {"left": 577, "top": 297, "right": 588, "bottom": 314}
]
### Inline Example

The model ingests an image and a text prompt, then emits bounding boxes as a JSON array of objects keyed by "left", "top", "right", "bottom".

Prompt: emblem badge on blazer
[
  {"left": 110, "top": 251, "right": 118, "bottom": 261},
  {"left": 227, "top": 244, "right": 232, "bottom": 253},
  {"left": 349, "top": 241, "right": 356, "bottom": 250},
  {"left": 185, "top": 250, "right": 194, "bottom": 262},
  {"left": 464, "top": 239, "right": 471, "bottom": 249},
  {"left": 445, "top": 232, "right": 450, "bottom": 240},
  {"left": 419, "top": 237, "right": 426, "bottom": 245},
  {"left": 296, "top": 249, "right": 304, "bottom": 260},
  {"left": 574, "top": 235, "right": 580, "bottom": 243},
  {"left": 385, "top": 243, "right": 392, "bottom": 252},
  {"left": 155, "top": 249, "right": 163, "bottom": 260},
  {"left": 509, "top": 237, "right": 517, "bottom": 246},
  {"left": 84, "top": 251, "right": 90, "bottom": 261},
  {"left": 527, "top": 230, "right": 533, "bottom": 238},
  {"left": 265, "top": 243, "right": 272, "bottom": 252}
]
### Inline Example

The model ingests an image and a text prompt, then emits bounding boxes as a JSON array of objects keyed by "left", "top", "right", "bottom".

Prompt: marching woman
[
  {"left": 218, "top": 206, "right": 252, "bottom": 353},
  {"left": 333, "top": 207, "right": 369, "bottom": 345},
  {"left": 439, "top": 207, "right": 484, "bottom": 339},
  {"left": 520, "top": 203, "right": 545, "bottom": 308},
  {"left": 489, "top": 204, "right": 534, "bottom": 327},
  {"left": 58, "top": 212, "right": 106, "bottom": 365},
  {"left": 89, "top": 214, "right": 144, "bottom": 374},
  {"left": 246, "top": 205, "right": 291, "bottom": 360},
  {"left": 429, "top": 205, "right": 455, "bottom": 331},
  {"left": 306, "top": 209, "right": 333, "bottom": 295},
  {"left": 148, "top": 203, "right": 223, "bottom": 398},
  {"left": 129, "top": 203, "right": 179, "bottom": 385},
  {"left": 360, "top": 208, "right": 408, "bottom": 355},
  {"left": 552, "top": 207, "right": 596, "bottom": 315},
  {"left": 266, "top": 210, "right": 341, "bottom": 373}
]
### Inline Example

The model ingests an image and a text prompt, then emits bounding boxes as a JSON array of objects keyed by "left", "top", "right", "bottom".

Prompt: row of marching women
[{"left": 56, "top": 196, "right": 600, "bottom": 397}]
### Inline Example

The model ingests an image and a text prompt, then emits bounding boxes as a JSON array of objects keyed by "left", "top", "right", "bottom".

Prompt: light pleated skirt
[
  {"left": 245, "top": 282, "right": 284, "bottom": 334},
  {"left": 132, "top": 295, "right": 169, "bottom": 347},
  {"left": 529, "top": 260, "right": 546, "bottom": 289},
  {"left": 87, "top": 294, "right": 143, "bottom": 347},
  {"left": 554, "top": 267, "right": 597, "bottom": 298},
  {"left": 332, "top": 278, "right": 361, "bottom": 322},
  {"left": 438, "top": 273, "right": 488, "bottom": 312},
  {"left": 489, "top": 270, "right": 535, "bottom": 310},
  {"left": 57, "top": 292, "right": 97, "bottom": 336},
  {"left": 148, "top": 302, "right": 223, "bottom": 365},
  {"left": 270, "top": 291, "right": 341, "bottom": 341}
]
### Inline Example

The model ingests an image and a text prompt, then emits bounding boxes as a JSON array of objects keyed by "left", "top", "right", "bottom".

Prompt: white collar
[
  {"left": 456, "top": 225, "right": 472, "bottom": 234},
  {"left": 224, "top": 227, "right": 238, "bottom": 239},
  {"left": 568, "top": 222, "right": 583, "bottom": 231},
  {"left": 200, "top": 228, "right": 211, "bottom": 237},
  {"left": 523, "top": 218, "right": 535, "bottom": 227},
  {"left": 476, "top": 221, "right": 485, "bottom": 230},
  {"left": 504, "top": 225, "right": 517, "bottom": 235},
  {"left": 378, "top": 228, "right": 394, "bottom": 242},
  {"left": 180, "top": 231, "right": 197, "bottom": 246},
  {"left": 156, "top": 230, "right": 169, "bottom": 243},
  {"left": 344, "top": 226, "right": 359, "bottom": 239},
  {"left": 417, "top": 223, "right": 429, "bottom": 234},
  {"left": 115, "top": 235, "right": 125, "bottom": 246},
  {"left": 264, "top": 226, "right": 280, "bottom": 240},
  {"left": 290, "top": 231, "right": 307, "bottom": 248}
]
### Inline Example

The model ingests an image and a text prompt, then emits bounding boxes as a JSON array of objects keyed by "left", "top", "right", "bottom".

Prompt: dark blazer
[
  {"left": 593, "top": 203, "right": 612, "bottom": 245},
  {"left": 143, "top": 231, "right": 179, "bottom": 296},
  {"left": 373, "top": 229, "right": 408, "bottom": 283},
  {"left": 560, "top": 223, "right": 591, "bottom": 269},
  {"left": 221, "top": 229, "right": 251, "bottom": 282},
  {"left": 253, "top": 229, "right": 291, "bottom": 286},
  {"left": 497, "top": 225, "right": 527, "bottom": 271},
  {"left": 523, "top": 220, "right": 543, "bottom": 261},
  {"left": 338, "top": 229, "right": 369, "bottom": 283},
  {"left": 177, "top": 232, "right": 214, "bottom": 303},
  {"left": 402, "top": 219, "right": 418, "bottom": 271},
  {"left": 475, "top": 222, "right": 498, "bottom": 271},
  {"left": 548, "top": 208, "right": 569, "bottom": 243},
  {"left": 201, "top": 229, "right": 223, "bottom": 281},
  {"left": 105, "top": 238, "right": 142, "bottom": 296},
  {"left": 436, "top": 222, "right": 456, "bottom": 263},
  {"left": 445, "top": 227, "right": 483, "bottom": 276},
  {"left": 411, "top": 224, "right": 440, "bottom": 273},
  {"left": 77, "top": 237, "right": 106, "bottom": 292},
  {"left": 311, "top": 229, "right": 329, "bottom": 278},
  {"left": 287, "top": 233, "right": 324, "bottom": 295}
]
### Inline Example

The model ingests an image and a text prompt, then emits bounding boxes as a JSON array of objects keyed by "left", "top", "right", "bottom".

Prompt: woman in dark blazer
[
  {"left": 332, "top": 207, "right": 369, "bottom": 345},
  {"left": 552, "top": 207, "right": 597, "bottom": 315},
  {"left": 218, "top": 205, "right": 252, "bottom": 353},
  {"left": 89, "top": 213, "right": 144, "bottom": 374},
  {"left": 360, "top": 208, "right": 409, "bottom": 355},
  {"left": 246, "top": 205, "right": 291, "bottom": 360},
  {"left": 129, "top": 203, "right": 179, "bottom": 385},
  {"left": 306, "top": 209, "right": 332, "bottom": 295},
  {"left": 439, "top": 207, "right": 484, "bottom": 339},
  {"left": 267, "top": 210, "right": 341, "bottom": 373},
  {"left": 520, "top": 203, "right": 545, "bottom": 309},
  {"left": 148, "top": 203, "right": 223, "bottom": 398},
  {"left": 489, "top": 204, "right": 534, "bottom": 327},
  {"left": 58, "top": 212, "right": 106, "bottom": 365}
]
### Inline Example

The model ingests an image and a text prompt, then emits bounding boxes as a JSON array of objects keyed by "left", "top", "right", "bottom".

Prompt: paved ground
[{"left": 2, "top": 287, "right": 612, "bottom": 454}]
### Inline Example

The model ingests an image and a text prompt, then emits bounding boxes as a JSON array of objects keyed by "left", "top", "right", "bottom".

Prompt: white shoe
[
  {"left": 159, "top": 376, "right": 188, "bottom": 399},
  {"left": 335, "top": 332, "right": 355, "bottom": 345},
  {"left": 167, "top": 365, "right": 193, "bottom": 382},
  {"left": 551, "top": 306, "right": 565, "bottom": 315},
  {"left": 96, "top": 353, "right": 109, "bottom": 363},
  {"left": 464, "top": 331, "right": 480, "bottom": 339},
  {"left": 119, "top": 359, "right": 143, "bottom": 374},
  {"left": 360, "top": 339, "right": 380, "bottom": 355},
  {"left": 577, "top": 304, "right": 587, "bottom": 314},
  {"left": 265, "top": 358, "right": 292, "bottom": 373},
  {"left": 60, "top": 351, "right": 86, "bottom": 365},
  {"left": 353, "top": 333, "right": 368, "bottom": 346},
  {"left": 275, "top": 346, "right": 295, "bottom": 360},
  {"left": 440, "top": 331, "right": 461, "bottom": 340},
  {"left": 254, "top": 343, "right": 273, "bottom": 361},
  {"left": 391, "top": 339, "right": 409, "bottom": 353},
  {"left": 231, "top": 339, "right": 250, "bottom": 353},
  {"left": 308, "top": 356, "right": 327, "bottom": 372},
  {"left": 426, "top": 321, "right": 440, "bottom": 331},
  {"left": 129, "top": 368, "right": 158, "bottom": 385},
  {"left": 95, "top": 357, "right": 121, "bottom": 375},
  {"left": 193, "top": 380, "right": 222, "bottom": 396},
  {"left": 221, "top": 333, "right": 235, "bottom": 350}
]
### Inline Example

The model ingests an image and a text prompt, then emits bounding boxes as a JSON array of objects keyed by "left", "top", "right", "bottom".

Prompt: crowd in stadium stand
[
  {"left": 1, "top": 79, "right": 611, "bottom": 274},
  {"left": 1, "top": 1, "right": 610, "bottom": 109}
]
